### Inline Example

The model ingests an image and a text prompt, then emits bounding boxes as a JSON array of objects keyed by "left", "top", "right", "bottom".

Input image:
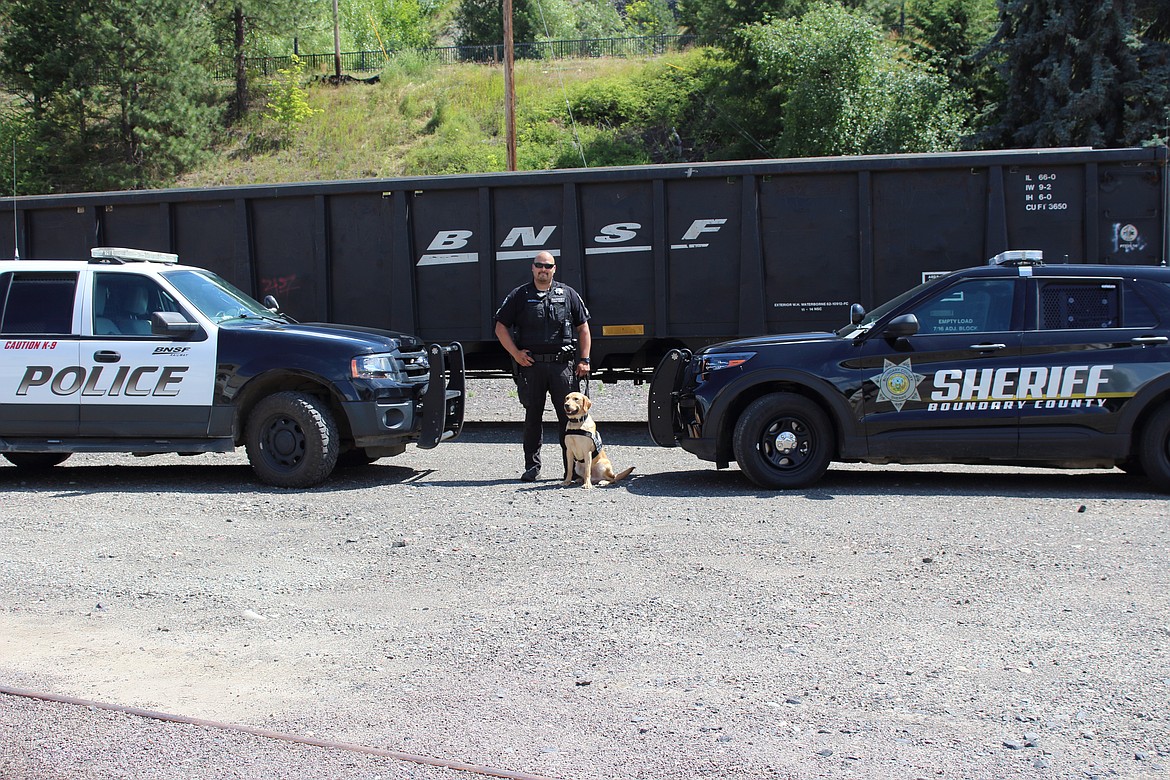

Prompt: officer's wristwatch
[{"left": 578, "top": 357, "right": 590, "bottom": 364}]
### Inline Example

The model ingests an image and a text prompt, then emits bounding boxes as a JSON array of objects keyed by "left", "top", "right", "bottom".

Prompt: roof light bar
[
  {"left": 90, "top": 246, "right": 179, "bottom": 264},
  {"left": 988, "top": 250, "right": 1043, "bottom": 266}
]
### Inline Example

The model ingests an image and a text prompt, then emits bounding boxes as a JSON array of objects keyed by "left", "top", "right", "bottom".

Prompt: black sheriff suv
[
  {"left": 0, "top": 247, "right": 464, "bottom": 487},
  {"left": 649, "top": 252, "right": 1170, "bottom": 491}
]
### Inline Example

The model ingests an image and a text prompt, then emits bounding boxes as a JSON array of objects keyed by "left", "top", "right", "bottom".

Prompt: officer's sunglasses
[{"left": 532, "top": 261, "right": 555, "bottom": 269}]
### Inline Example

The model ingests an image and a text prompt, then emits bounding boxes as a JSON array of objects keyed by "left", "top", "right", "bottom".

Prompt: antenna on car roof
[{"left": 10, "top": 141, "right": 17, "bottom": 260}]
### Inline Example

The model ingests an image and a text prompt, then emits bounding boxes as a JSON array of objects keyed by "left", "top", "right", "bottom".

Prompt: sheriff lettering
[{"left": 931, "top": 365, "right": 1112, "bottom": 402}]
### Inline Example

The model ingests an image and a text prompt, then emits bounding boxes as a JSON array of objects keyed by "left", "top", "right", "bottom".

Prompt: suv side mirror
[
  {"left": 882, "top": 313, "right": 920, "bottom": 338},
  {"left": 850, "top": 303, "right": 866, "bottom": 325},
  {"left": 151, "top": 311, "right": 201, "bottom": 339}
]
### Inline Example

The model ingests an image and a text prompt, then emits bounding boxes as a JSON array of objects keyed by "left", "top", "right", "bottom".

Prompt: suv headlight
[
  {"left": 699, "top": 352, "right": 756, "bottom": 375},
  {"left": 351, "top": 353, "right": 403, "bottom": 381}
]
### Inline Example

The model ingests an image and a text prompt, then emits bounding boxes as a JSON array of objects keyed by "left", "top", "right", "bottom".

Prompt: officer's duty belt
[{"left": 530, "top": 352, "right": 571, "bottom": 362}]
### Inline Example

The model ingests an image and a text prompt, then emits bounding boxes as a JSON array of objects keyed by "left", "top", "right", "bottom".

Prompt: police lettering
[
  {"left": 931, "top": 365, "right": 1112, "bottom": 402},
  {"left": 16, "top": 365, "right": 188, "bottom": 397}
]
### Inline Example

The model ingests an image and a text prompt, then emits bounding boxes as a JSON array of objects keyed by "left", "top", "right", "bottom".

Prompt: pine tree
[
  {"left": 988, "top": 0, "right": 1144, "bottom": 148},
  {"left": 1130, "top": 0, "right": 1170, "bottom": 144},
  {"left": 0, "top": 0, "right": 219, "bottom": 192},
  {"left": 201, "top": 0, "right": 307, "bottom": 119}
]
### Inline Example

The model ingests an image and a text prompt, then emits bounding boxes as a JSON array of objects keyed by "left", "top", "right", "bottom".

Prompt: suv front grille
[{"left": 398, "top": 347, "right": 431, "bottom": 382}]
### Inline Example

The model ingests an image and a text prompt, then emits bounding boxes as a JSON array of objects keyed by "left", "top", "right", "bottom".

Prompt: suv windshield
[
  {"left": 162, "top": 269, "right": 282, "bottom": 324},
  {"left": 837, "top": 277, "right": 938, "bottom": 336}
]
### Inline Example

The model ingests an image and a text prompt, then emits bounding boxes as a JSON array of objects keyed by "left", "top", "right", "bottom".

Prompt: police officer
[{"left": 494, "top": 251, "right": 592, "bottom": 482}]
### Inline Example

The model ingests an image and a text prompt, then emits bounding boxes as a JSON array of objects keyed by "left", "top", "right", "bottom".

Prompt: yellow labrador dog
[{"left": 562, "top": 391, "right": 634, "bottom": 489}]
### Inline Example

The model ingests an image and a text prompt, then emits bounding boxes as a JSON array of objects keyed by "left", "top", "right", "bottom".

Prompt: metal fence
[{"left": 213, "top": 35, "right": 697, "bottom": 79}]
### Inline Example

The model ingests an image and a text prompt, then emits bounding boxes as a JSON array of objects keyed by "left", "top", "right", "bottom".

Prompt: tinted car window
[
  {"left": 906, "top": 278, "right": 1015, "bottom": 334},
  {"left": 0, "top": 272, "right": 78, "bottom": 335},
  {"left": 1122, "top": 283, "right": 1160, "bottom": 328}
]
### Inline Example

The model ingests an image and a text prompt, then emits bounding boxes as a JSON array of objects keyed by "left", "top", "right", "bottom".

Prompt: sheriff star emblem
[{"left": 872, "top": 358, "right": 926, "bottom": 411}]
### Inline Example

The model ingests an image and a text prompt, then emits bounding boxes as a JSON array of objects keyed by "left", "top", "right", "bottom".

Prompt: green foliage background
[{"left": 0, "top": 0, "right": 1167, "bottom": 197}]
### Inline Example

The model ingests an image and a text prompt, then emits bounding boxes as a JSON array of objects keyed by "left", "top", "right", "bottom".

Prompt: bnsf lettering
[
  {"left": 16, "top": 365, "right": 189, "bottom": 397},
  {"left": 595, "top": 223, "right": 641, "bottom": 243},
  {"left": 427, "top": 230, "right": 473, "bottom": 251},
  {"left": 153, "top": 346, "right": 190, "bottom": 355},
  {"left": 500, "top": 226, "right": 556, "bottom": 248},
  {"left": 423, "top": 218, "right": 730, "bottom": 252},
  {"left": 680, "top": 219, "right": 728, "bottom": 241}
]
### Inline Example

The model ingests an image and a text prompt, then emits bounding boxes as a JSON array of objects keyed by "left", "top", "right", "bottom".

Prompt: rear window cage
[
  {"left": 1038, "top": 280, "right": 1155, "bottom": 329},
  {"left": 1039, "top": 283, "right": 1120, "bottom": 329}
]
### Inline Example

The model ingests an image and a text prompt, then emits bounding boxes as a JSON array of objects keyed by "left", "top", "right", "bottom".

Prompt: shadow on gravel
[
  {"left": 0, "top": 462, "right": 422, "bottom": 495},
  {"left": 812, "top": 467, "right": 1160, "bottom": 499},
  {"left": 458, "top": 420, "right": 654, "bottom": 446},
  {"left": 615, "top": 463, "right": 1157, "bottom": 500}
]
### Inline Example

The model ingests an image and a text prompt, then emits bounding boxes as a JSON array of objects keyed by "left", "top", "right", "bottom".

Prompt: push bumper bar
[
  {"left": 418, "top": 342, "right": 466, "bottom": 449},
  {"left": 647, "top": 348, "right": 691, "bottom": 447}
]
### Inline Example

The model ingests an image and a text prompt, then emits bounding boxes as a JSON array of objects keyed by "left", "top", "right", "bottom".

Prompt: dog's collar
[{"left": 566, "top": 414, "right": 589, "bottom": 423}]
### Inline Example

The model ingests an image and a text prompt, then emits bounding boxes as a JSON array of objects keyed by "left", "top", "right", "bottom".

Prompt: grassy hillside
[{"left": 177, "top": 50, "right": 703, "bottom": 188}]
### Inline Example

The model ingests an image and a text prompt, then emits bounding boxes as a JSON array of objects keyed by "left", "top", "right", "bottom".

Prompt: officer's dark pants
[{"left": 518, "top": 359, "right": 579, "bottom": 475}]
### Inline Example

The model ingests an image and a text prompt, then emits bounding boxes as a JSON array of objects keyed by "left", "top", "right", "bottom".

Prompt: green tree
[
  {"left": 743, "top": 2, "right": 967, "bottom": 157},
  {"left": 575, "top": 0, "right": 627, "bottom": 39},
  {"left": 1131, "top": 0, "right": 1170, "bottom": 145},
  {"left": 373, "top": 0, "right": 438, "bottom": 50},
  {"left": 455, "top": 0, "right": 576, "bottom": 50},
  {"left": 526, "top": 0, "right": 577, "bottom": 40},
  {"left": 903, "top": 0, "right": 998, "bottom": 114},
  {"left": 0, "top": 0, "right": 219, "bottom": 193},
  {"left": 0, "top": 107, "right": 34, "bottom": 198},
  {"left": 201, "top": 0, "right": 309, "bottom": 119},
  {"left": 455, "top": 0, "right": 520, "bottom": 47},
  {"left": 1136, "top": 0, "right": 1170, "bottom": 41},
  {"left": 677, "top": 0, "right": 903, "bottom": 43},
  {"left": 985, "top": 0, "right": 1145, "bottom": 148},
  {"left": 677, "top": 0, "right": 794, "bottom": 42},
  {"left": 625, "top": 0, "right": 677, "bottom": 36},
  {"left": 264, "top": 55, "right": 320, "bottom": 144}
]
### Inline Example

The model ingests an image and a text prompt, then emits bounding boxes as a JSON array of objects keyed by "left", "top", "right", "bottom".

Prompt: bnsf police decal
[{"left": 153, "top": 346, "right": 191, "bottom": 355}]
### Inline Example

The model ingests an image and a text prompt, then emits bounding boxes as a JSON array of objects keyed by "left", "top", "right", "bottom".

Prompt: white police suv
[{"left": 0, "top": 247, "right": 464, "bottom": 487}]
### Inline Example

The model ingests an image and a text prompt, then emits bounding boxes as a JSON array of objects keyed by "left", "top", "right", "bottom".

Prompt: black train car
[{"left": 3, "top": 146, "right": 1166, "bottom": 378}]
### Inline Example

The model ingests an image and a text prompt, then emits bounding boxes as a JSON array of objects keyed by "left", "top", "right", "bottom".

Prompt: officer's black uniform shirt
[{"left": 494, "top": 281, "right": 590, "bottom": 354}]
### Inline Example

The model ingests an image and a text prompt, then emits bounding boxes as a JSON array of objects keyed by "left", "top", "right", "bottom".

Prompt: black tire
[
  {"left": 1137, "top": 403, "right": 1170, "bottom": 492},
  {"left": 245, "top": 391, "right": 339, "bottom": 488},
  {"left": 3, "top": 452, "right": 71, "bottom": 470},
  {"left": 732, "top": 392, "right": 833, "bottom": 489}
]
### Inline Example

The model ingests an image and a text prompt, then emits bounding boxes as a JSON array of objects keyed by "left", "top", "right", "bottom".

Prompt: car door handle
[
  {"left": 970, "top": 343, "right": 1007, "bottom": 351},
  {"left": 1131, "top": 336, "right": 1169, "bottom": 346},
  {"left": 93, "top": 350, "right": 121, "bottom": 363}
]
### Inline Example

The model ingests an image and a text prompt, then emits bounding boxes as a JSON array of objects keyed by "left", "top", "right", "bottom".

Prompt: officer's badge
[{"left": 872, "top": 358, "right": 925, "bottom": 411}]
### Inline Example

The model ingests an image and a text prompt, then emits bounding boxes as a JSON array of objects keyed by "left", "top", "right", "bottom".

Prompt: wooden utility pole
[
  {"left": 503, "top": 0, "right": 517, "bottom": 171},
  {"left": 332, "top": 0, "right": 342, "bottom": 82}
]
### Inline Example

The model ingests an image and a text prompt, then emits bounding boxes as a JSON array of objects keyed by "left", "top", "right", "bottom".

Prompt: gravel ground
[{"left": 2, "top": 379, "right": 1169, "bottom": 779}]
